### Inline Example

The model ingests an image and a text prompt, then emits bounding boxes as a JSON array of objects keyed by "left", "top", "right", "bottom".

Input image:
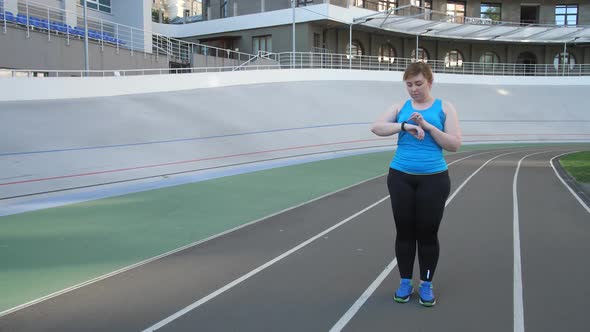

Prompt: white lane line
[
  {"left": 142, "top": 149, "right": 495, "bottom": 331},
  {"left": 329, "top": 259, "right": 398, "bottom": 332},
  {"left": 550, "top": 152, "right": 590, "bottom": 214},
  {"left": 512, "top": 149, "right": 564, "bottom": 332},
  {"left": 142, "top": 196, "right": 391, "bottom": 332},
  {"left": 329, "top": 149, "right": 523, "bottom": 332},
  {"left": 0, "top": 149, "right": 490, "bottom": 319},
  {"left": 0, "top": 173, "right": 387, "bottom": 319}
]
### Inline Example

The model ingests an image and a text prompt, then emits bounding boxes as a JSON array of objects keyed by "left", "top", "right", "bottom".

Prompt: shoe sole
[
  {"left": 419, "top": 298, "right": 436, "bottom": 307},
  {"left": 394, "top": 296, "right": 411, "bottom": 303}
]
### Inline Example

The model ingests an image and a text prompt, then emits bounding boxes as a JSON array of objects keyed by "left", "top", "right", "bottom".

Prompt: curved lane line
[
  {"left": 550, "top": 152, "right": 590, "bottom": 214},
  {"left": 329, "top": 148, "right": 545, "bottom": 332}
]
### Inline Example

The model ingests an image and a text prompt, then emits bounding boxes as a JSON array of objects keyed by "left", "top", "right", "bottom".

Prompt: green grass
[{"left": 560, "top": 151, "right": 590, "bottom": 182}]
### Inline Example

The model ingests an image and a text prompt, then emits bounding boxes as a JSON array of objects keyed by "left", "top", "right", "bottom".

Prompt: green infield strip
[
  {"left": 0, "top": 150, "right": 393, "bottom": 313},
  {"left": 0, "top": 143, "right": 586, "bottom": 313},
  {"left": 560, "top": 151, "right": 590, "bottom": 183}
]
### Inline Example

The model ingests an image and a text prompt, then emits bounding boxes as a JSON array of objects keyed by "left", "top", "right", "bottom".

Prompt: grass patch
[{"left": 560, "top": 151, "right": 590, "bottom": 182}]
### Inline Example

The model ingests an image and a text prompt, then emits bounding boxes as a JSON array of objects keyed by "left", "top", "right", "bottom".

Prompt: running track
[{"left": 0, "top": 146, "right": 589, "bottom": 332}]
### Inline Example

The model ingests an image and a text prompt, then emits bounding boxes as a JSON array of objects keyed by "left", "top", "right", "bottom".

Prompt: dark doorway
[
  {"left": 169, "top": 61, "right": 191, "bottom": 74},
  {"left": 516, "top": 51, "right": 537, "bottom": 75},
  {"left": 520, "top": 5, "right": 539, "bottom": 25}
]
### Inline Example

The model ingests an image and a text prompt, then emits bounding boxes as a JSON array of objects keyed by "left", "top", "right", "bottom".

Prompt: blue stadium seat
[
  {"left": 88, "top": 29, "right": 101, "bottom": 40},
  {"left": 29, "top": 16, "right": 43, "bottom": 29},
  {"left": 70, "top": 26, "right": 85, "bottom": 37},
  {"left": 3, "top": 11, "right": 15, "bottom": 22},
  {"left": 16, "top": 13, "right": 28, "bottom": 25},
  {"left": 49, "top": 21, "right": 67, "bottom": 33},
  {"left": 37, "top": 18, "right": 49, "bottom": 30}
]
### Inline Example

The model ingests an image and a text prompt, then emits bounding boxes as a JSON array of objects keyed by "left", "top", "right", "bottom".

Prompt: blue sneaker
[
  {"left": 419, "top": 281, "right": 436, "bottom": 307},
  {"left": 394, "top": 278, "right": 413, "bottom": 303}
]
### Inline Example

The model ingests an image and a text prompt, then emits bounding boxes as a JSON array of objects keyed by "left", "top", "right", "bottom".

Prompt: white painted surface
[
  {"left": 0, "top": 70, "right": 589, "bottom": 205},
  {"left": 1, "top": 69, "right": 589, "bottom": 102}
]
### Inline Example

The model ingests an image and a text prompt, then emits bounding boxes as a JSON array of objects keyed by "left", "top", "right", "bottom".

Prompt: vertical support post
[
  {"left": 416, "top": 34, "right": 419, "bottom": 61},
  {"left": 47, "top": 7, "right": 50, "bottom": 40},
  {"left": 349, "top": 23, "right": 352, "bottom": 69},
  {"left": 116, "top": 24, "right": 119, "bottom": 54},
  {"left": 131, "top": 27, "right": 134, "bottom": 56},
  {"left": 83, "top": 0, "right": 89, "bottom": 76},
  {"left": 292, "top": 0, "right": 295, "bottom": 69},
  {"left": 25, "top": 0, "right": 29, "bottom": 38},
  {"left": 100, "top": 19, "right": 104, "bottom": 51},
  {"left": 2, "top": 3, "right": 6, "bottom": 34},
  {"left": 562, "top": 41, "right": 567, "bottom": 76}
]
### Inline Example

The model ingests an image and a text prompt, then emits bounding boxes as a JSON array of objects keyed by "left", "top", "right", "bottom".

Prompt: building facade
[{"left": 183, "top": 0, "right": 590, "bottom": 67}]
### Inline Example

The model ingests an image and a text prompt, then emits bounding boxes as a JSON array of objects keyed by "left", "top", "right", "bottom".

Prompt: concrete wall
[
  {"left": 0, "top": 69, "right": 589, "bottom": 199},
  {"left": 0, "top": 26, "right": 168, "bottom": 72}
]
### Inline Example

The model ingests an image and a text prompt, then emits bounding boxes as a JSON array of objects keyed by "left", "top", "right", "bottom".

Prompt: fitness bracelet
[{"left": 401, "top": 121, "right": 407, "bottom": 132}]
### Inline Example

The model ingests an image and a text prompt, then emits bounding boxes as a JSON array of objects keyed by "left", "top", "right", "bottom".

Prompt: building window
[
  {"left": 297, "top": 0, "right": 313, "bottom": 6},
  {"left": 379, "top": 1, "right": 397, "bottom": 11},
  {"left": 353, "top": 1, "right": 397, "bottom": 11},
  {"left": 554, "top": 52, "right": 576, "bottom": 70},
  {"left": 414, "top": 0, "right": 432, "bottom": 9},
  {"left": 346, "top": 40, "right": 364, "bottom": 56},
  {"left": 479, "top": 51, "right": 500, "bottom": 64},
  {"left": 445, "top": 50, "right": 464, "bottom": 67},
  {"left": 411, "top": 47, "right": 429, "bottom": 62},
  {"left": 220, "top": 0, "right": 228, "bottom": 18},
  {"left": 447, "top": 1, "right": 466, "bottom": 23},
  {"left": 555, "top": 5, "right": 577, "bottom": 26},
  {"left": 481, "top": 3, "right": 501, "bottom": 21},
  {"left": 313, "top": 33, "right": 321, "bottom": 49},
  {"left": 253, "top": 35, "right": 272, "bottom": 53},
  {"left": 379, "top": 44, "right": 396, "bottom": 63},
  {"left": 80, "top": 0, "right": 111, "bottom": 14}
]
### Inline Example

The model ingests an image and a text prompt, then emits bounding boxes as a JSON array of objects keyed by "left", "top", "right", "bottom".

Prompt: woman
[{"left": 371, "top": 62, "right": 462, "bottom": 307}]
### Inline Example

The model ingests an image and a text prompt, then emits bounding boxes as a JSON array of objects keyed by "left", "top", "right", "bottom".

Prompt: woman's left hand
[{"left": 409, "top": 112, "right": 434, "bottom": 131}]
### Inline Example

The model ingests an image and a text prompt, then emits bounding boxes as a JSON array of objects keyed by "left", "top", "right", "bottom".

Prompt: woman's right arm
[
  {"left": 371, "top": 104, "right": 425, "bottom": 140},
  {"left": 370, "top": 104, "right": 402, "bottom": 137}
]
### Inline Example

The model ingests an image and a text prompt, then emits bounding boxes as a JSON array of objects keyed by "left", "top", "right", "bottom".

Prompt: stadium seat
[
  {"left": 16, "top": 13, "right": 27, "bottom": 25},
  {"left": 29, "top": 16, "right": 43, "bottom": 29},
  {"left": 2, "top": 12, "right": 16, "bottom": 23}
]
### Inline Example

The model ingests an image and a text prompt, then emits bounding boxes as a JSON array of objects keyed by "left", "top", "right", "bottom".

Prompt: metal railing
[
  {"left": 389, "top": 4, "right": 589, "bottom": 28},
  {"left": 268, "top": 52, "right": 590, "bottom": 76},
  {"left": 0, "top": 0, "right": 253, "bottom": 65},
  {"left": 4, "top": 52, "right": 589, "bottom": 78}
]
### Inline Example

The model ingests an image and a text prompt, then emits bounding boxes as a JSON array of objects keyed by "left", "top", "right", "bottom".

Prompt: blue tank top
[{"left": 389, "top": 99, "right": 447, "bottom": 174}]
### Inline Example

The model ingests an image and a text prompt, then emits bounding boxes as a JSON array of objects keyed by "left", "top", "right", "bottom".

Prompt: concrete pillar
[
  {"left": 4, "top": 0, "right": 17, "bottom": 14},
  {"left": 233, "top": 1, "right": 237, "bottom": 17},
  {"left": 63, "top": 0, "right": 78, "bottom": 27},
  {"left": 261, "top": 0, "right": 265, "bottom": 13}
]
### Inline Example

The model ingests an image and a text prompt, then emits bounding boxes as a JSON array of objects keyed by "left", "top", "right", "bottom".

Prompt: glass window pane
[
  {"left": 100, "top": 0, "right": 111, "bottom": 6},
  {"left": 99, "top": 5, "right": 110, "bottom": 13},
  {"left": 88, "top": 2, "right": 98, "bottom": 9},
  {"left": 266, "top": 37, "right": 272, "bottom": 52},
  {"left": 260, "top": 38, "right": 266, "bottom": 52},
  {"left": 567, "top": 15, "right": 577, "bottom": 25},
  {"left": 555, "top": 7, "right": 566, "bottom": 15},
  {"left": 253, "top": 38, "right": 259, "bottom": 52}
]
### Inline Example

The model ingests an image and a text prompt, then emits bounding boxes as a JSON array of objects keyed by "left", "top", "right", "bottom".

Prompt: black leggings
[{"left": 387, "top": 168, "right": 450, "bottom": 282}]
